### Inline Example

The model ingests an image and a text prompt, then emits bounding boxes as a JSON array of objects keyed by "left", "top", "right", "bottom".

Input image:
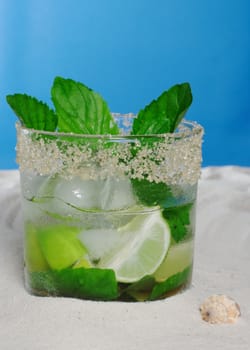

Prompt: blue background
[{"left": 1, "top": 0, "right": 249, "bottom": 169}]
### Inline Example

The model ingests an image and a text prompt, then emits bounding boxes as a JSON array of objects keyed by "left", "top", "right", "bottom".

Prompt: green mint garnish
[
  {"left": 163, "top": 203, "right": 192, "bottom": 242},
  {"left": 51, "top": 76, "right": 119, "bottom": 135},
  {"left": 131, "top": 82, "right": 192, "bottom": 205},
  {"left": 132, "top": 82, "right": 192, "bottom": 135},
  {"left": 29, "top": 267, "right": 118, "bottom": 301},
  {"left": 6, "top": 78, "right": 192, "bottom": 135},
  {"left": 6, "top": 94, "right": 58, "bottom": 131},
  {"left": 148, "top": 266, "right": 191, "bottom": 301},
  {"left": 121, "top": 275, "right": 155, "bottom": 301},
  {"left": 131, "top": 179, "right": 172, "bottom": 206}
]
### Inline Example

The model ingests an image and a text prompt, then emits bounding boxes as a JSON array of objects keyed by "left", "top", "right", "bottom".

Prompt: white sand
[{"left": 0, "top": 167, "right": 249, "bottom": 350}]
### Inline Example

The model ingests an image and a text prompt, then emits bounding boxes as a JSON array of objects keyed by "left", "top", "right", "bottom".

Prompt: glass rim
[
  {"left": 16, "top": 116, "right": 203, "bottom": 184},
  {"left": 16, "top": 119, "right": 203, "bottom": 140}
]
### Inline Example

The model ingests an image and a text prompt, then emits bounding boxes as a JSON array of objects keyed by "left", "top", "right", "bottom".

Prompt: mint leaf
[
  {"left": 29, "top": 267, "right": 118, "bottom": 301},
  {"left": 132, "top": 82, "right": 192, "bottom": 135},
  {"left": 163, "top": 203, "right": 192, "bottom": 242},
  {"left": 51, "top": 77, "right": 119, "bottom": 135},
  {"left": 121, "top": 275, "right": 156, "bottom": 301},
  {"left": 6, "top": 94, "right": 58, "bottom": 131},
  {"left": 122, "top": 275, "right": 155, "bottom": 294},
  {"left": 56, "top": 267, "right": 118, "bottom": 300},
  {"left": 132, "top": 179, "right": 173, "bottom": 206},
  {"left": 148, "top": 266, "right": 192, "bottom": 301}
]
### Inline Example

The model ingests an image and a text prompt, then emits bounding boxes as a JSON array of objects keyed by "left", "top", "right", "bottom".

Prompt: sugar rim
[{"left": 16, "top": 118, "right": 204, "bottom": 184}]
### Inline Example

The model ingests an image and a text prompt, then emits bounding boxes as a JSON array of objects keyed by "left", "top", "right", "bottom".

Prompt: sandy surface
[{"left": 0, "top": 166, "right": 249, "bottom": 350}]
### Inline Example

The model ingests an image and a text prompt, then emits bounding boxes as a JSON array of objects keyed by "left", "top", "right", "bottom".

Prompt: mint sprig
[
  {"left": 148, "top": 266, "right": 191, "bottom": 301},
  {"left": 132, "top": 82, "right": 192, "bottom": 135},
  {"left": 6, "top": 78, "right": 192, "bottom": 136},
  {"left": 6, "top": 94, "right": 58, "bottom": 131},
  {"left": 130, "top": 83, "right": 192, "bottom": 206},
  {"left": 163, "top": 203, "right": 192, "bottom": 242},
  {"left": 51, "top": 77, "right": 120, "bottom": 135}
]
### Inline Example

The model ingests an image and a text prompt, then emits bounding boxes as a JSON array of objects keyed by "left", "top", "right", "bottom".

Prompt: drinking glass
[{"left": 16, "top": 115, "right": 203, "bottom": 301}]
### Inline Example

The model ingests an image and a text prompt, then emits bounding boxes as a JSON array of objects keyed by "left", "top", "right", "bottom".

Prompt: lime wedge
[
  {"left": 153, "top": 239, "right": 193, "bottom": 282},
  {"left": 37, "top": 226, "right": 89, "bottom": 270},
  {"left": 99, "top": 210, "right": 171, "bottom": 283},
  {"left": 24, "top": 222, "right": 49, "bottom": 272},
  {"left": 73, "top": 258, "right": 92, "bottom": 269}
]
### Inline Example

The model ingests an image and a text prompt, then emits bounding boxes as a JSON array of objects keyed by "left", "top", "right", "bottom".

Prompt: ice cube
[
  {"left": 99, "top": 177, "right": 136, "bottom": 210},
  {"left": 45, "top": 175, "right": 136, "bottom": 211},
  {"left": 53, "top": 177, "right": 101, "bottom": 210},
  {"left": 31, "top": 175, "right": 136, "bottom": 221},
  {"left": 22, "top": 198, "right": 45, "bottom": 222},
  {"left": 21, "top": 171, "right": 50, "bottom": 200},
  {"left": 78, "top": 228, "right": 121, "bottom": 261}
]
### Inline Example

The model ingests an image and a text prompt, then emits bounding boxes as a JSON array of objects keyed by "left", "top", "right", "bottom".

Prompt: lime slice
[
  {"left": 99, "top": 210, "right": 171, "bottom": 283},
  {"left": 153, "top": 239, "right": 194, "bottom": 282}
]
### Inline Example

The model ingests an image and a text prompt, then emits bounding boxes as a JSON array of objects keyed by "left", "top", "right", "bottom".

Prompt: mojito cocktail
[{"left": 8, "top": 77, "right": 203, "bottom": 301}]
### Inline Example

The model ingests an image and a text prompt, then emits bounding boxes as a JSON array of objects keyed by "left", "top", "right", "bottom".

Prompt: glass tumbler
[{"left": 16, "top": 116, "right": 203, "bottom": 301}]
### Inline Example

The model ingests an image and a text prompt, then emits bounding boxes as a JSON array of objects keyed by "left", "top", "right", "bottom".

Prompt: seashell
[{"left": 199, "top": 294, "right": 241, "bottom": 324}]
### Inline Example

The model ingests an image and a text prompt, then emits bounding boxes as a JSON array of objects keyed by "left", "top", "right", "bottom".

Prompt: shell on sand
[{"left": 199, "top": 294, "right": 241, "bottom": 324}]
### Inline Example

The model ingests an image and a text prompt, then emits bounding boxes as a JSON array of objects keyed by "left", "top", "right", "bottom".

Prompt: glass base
[{"left": 24, "top": 265, "right": 193, "bottom": 302}]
